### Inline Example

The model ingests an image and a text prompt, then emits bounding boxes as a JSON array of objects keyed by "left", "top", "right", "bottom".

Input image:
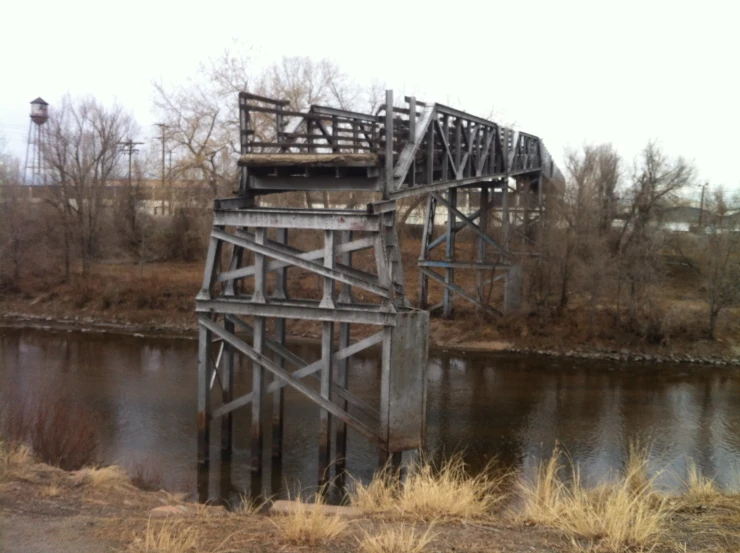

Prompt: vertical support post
[
  {"left": 378, "top": 326, "right": 392, "bottom": 467},
  {"left": 502, "top": 179, "right": 510, "bottom": 251},
  {"left": 318, "top": 320, "right": 334, "bottom": 485},
  {"left": 477, "top": 187, "right": 489, "bottom": 305},
  {"left": 504, "top": 264, "right": 523, "bottom": 314},
  {"left": 331, "top": 115, "right": 339, "bottom": 154},
  {"left": 408, "top": 97, "right": 416, "bottom": 143},
  {"left": 384, "top": 90, "right": 394, "bottom": 199},
  {"left": 441, "top": 115, "right": 449, "bottom": 181},
  {"left": 251, "top": 228, "right": 266, "bottom": 475},
  {"left": 443, "top": 188, "right": 457, "bottom": 318},
  {"left": 320, "top": 230, "right": 336, "bottom": 308},
  {"left": 251, "top": 317, "right": 264, "bottom": 474},
  {"left": 426, "top": 117, "right": 434, "bottom": 184},
  {"left": 272, "top": 228, "right": 288, "bottom": 461},
  {"left": 336, "top": 230, "right": 352, "bottom": 476},
  {"left": 454, "top": 118, "right": 462, "bottom": 176},
  {"left": 238, "top": 95, "right": 249, "bottom": 195},
  {"left": 221, "top": 318, "right": 234, "bottom": 454},
  {"left": 197, "top": 320, "right": 212, "bottom": 501},
  {"left": 418, "top": 194, "right": 435, "bottom": 309},
  {"left": 408, "top": 96, "right": 416, "bottom": 187},
  {"left": 252, "top": 228, "right": 266, "bottom": 303},
  {"left": 319, "top": 229, "right": 336, "bottom": 485},
  {"left": 198, "top": 228, "right": 224, "bottom": 300}
]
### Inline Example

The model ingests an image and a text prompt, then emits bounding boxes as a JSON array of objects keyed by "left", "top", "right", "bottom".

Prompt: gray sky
[{"left": 1, "top": 0, "right": 738, "bottom": 196}]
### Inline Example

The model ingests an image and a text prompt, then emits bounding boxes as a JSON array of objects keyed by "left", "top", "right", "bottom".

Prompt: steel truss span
[{"left": 195, "top": 90, "right": 560, "bottom": 498}]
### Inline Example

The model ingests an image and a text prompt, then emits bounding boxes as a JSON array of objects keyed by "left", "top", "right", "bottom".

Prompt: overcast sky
[{"left": 1, "top": 0, "right": 738, "bottom": 196}]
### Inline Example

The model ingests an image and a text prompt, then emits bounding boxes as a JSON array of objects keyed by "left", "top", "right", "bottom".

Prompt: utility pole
[
  {"left": 698, "top": 181, "right": 708, "bottom": 228},
  {"left": 155, "top": 123, "right": 167, "bottom": 214},
  {"left": 119, "top": 139, "right": 144, "bottom": 187}
]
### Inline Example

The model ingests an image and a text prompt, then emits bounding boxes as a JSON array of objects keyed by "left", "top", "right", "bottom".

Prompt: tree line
[{"left": 0, "top": 51, "right": 738, "bottom": 342}]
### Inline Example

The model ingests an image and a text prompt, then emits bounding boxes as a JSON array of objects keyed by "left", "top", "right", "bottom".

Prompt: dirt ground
[{"left": 2, "top": 457, "right": 740, "bottom": 553}]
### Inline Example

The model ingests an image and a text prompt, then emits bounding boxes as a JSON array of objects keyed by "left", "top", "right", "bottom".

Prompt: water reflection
[{"left": 2, "top": 326, "right": 740, "bottom": 503}]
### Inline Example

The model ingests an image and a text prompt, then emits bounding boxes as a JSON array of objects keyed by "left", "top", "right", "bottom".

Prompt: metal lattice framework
[{"left": 195, "top": 90, "right": 560, "bottom": 499}]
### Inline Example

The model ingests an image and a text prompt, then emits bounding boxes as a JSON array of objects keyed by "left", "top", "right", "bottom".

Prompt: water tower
[{"left": 24, "top": 97, "right": 49, "bottom": 185}]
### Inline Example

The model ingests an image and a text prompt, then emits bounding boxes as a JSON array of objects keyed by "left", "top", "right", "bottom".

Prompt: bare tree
[
  {"left": 701, "top": 187, "right": 740, "bottom": 338},
  {"left": 43, "top": 96, "right": 137, "bottom": 278},
  {"left": 154, "top": 50, "right": 385, "bottom": 201},
  {"left": 616, "top": 141, "right": 695, "bottom": 332},
  {"left": 115, "top": 153, "right": 158, "bottom": 278},
  {"left": 0, "top": 150, "right": 32, "bottom": 288}
]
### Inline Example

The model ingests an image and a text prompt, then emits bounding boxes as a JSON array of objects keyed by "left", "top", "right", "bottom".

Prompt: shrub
[{"left": 0, "top": 379, "right": 100, "bottom": 470}]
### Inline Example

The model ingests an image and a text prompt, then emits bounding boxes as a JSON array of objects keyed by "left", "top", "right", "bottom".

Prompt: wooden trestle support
[{"left": 195, "top": 90, "right": 560, "bottom": 499}]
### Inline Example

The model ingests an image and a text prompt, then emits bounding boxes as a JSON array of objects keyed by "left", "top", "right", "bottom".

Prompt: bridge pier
[{"left": 195, "top": 203, "right": 429, "bottom": 500}]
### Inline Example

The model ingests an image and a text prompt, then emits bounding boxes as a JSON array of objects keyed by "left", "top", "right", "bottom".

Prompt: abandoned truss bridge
[{"left": 195, "top": 90, "right": 562, "bottom": 498}]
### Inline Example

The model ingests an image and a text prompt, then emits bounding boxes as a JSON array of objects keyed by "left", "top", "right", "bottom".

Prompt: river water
[{"left": 2, "top": 325, "right": 740, "bottom": 502}]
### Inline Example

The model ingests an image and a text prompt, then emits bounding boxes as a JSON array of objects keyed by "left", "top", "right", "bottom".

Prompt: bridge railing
[{"left": 238, "top": 90, "right": 560, "bottom": 199}]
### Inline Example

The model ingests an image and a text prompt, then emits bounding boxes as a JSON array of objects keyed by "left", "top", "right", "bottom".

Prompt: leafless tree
[
  {"left": 43, "top": 96, "right": 137, "bottom": 279},
  {"left": 0, "top": 151, "right": 32, "bottom": 288},
  {"left": 701, "top": 187, "right": 740, "bottom": 338},
  {"left": 115, "top": 154, "right": 158, "bottom": 278},
  {"left": 153, "top": 50, "right": 385, "bottom": 202},
  {"left": 542, "top": 145, "right": 621, "bottom": 315},
  {"left": 616, "top": 141, "right": 695, "bottom": 332}
]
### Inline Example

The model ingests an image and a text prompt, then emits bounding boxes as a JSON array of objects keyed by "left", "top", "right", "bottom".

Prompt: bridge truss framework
[{"left": 195, "top": 90, "right": 561, "bottom": 499}]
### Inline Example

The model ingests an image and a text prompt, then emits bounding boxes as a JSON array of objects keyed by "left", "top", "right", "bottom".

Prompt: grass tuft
[
  {"left": 358, "top": 523, "right": 436, "bottom": 553},
  {"left": 128, "top": 518, "right": 198, "bottom": 553},
  {"left": 518, "top": 445, "right": 671, "bottom": 552},
  {"left": 351, "top": 454, "right": 507, "bottom": 520},
  {"left": 683, "top": 461, "right": 718, "bottom": 502},
  {"left": 75, "top": 465, "right": 134, "bottom": 491},
  {"left": 273, "top": 492, "right": 350, "bottom": 546},
  {"left": 0, "top": 441, "right": 33, "bottom": 481}
]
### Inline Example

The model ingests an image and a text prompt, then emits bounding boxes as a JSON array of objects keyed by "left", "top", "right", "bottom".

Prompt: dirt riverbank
[
  {"left": 1, "top": 260, "right": 738, "bottom": 365},
  {"left": 2, "top": 450, "right": 740, "bottom": 553}
]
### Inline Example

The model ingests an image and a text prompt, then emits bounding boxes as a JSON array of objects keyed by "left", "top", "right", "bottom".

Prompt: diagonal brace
[
  {"left": 431, "top": 192, "right": 507, "bottom": 255},
  {"left": 200, "top": 317, "right": 382, "bottom": 445},
  {"left": 212, "top": 229, "right": 391, "bottom": 299}
]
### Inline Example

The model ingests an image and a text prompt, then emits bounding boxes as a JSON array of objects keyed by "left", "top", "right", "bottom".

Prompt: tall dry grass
[
  {"left": 272, "top": 492, "right": 350, "bottom": 546},
  {"left": 351, "top": 454, "right": 507, "bottom": 520},
  {"left": 358, "top": 523, "right": 436, "bottom": 553},
  {"left": 0, "top": 441, "right": 33, "bottom": 481},
  {"left": 0, "top": 379, "right": 100, "bottom": 470},
  {"left": 518, "top": 446, "right": 671, "bottom": 552},
  {"left": 128, "top": 518, "right": 199, "bottom": 553},
  {"left": 74, "top": 465, "right": 134, "bottom": 491},
  {"left": 682, "top": 460, "right": 718, "bottom": 502}
]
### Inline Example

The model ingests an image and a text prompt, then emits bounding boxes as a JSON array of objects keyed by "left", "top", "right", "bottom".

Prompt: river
[{"left": 2, "top": 325, "right": 740, "bottom": 502}]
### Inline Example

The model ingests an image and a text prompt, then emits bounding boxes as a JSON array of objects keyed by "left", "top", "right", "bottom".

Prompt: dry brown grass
[
  {"left": 128, "top": 518, "right": 199, "bottom": 553},
  {"left": 236, "top": 493, "right": 268, "bottom": 515},
  {"left": 272, "top": 492, "right": 350, "bottom": 546},
  {"left": 682, "top": 461, "right": 719, "bottom": 502},
  {"left": 351, "top": 454, "right": 507, "bottom": 520},
  {"left": 0, "top": 441, "right": 33, "bottom": 481},
  {"left": 358, "top": 523, "right": 436, "bottom": 553},
  {"left": 74, "top": 465, "right": 134, "bottom": 491},
  {"left": 518, "top": 446, "right": 671, "bottom": 552}
]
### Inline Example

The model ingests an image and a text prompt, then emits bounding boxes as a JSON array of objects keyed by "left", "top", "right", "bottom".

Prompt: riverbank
[
  {"left": 2, "top": 310, "right": 738, "bottom": 367},
  {"left": 2, "top": 446, "right": 740, "bottom": 553},
  {"left": 1, "top": 260, "right": 738, "bottom": 365}
]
